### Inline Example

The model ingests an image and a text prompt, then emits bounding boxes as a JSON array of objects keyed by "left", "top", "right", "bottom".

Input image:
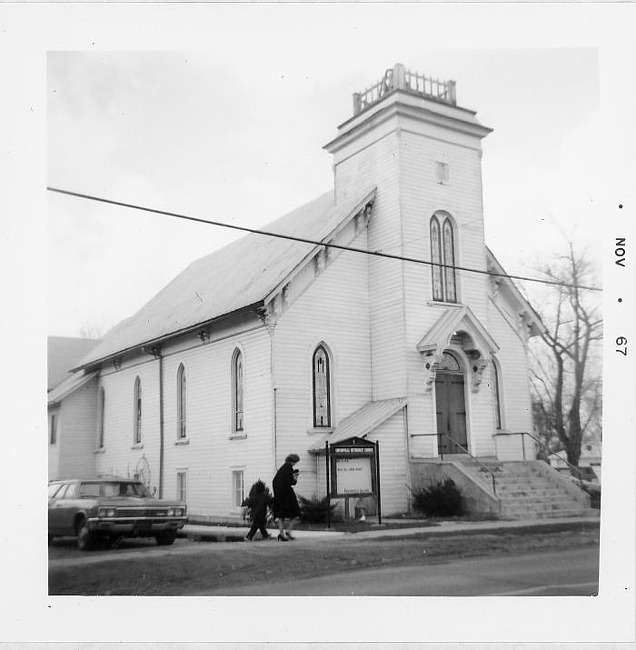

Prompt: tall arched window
[
  {"left": 177, "top": 364, "right": 187, "bottom": 439},
  {"left": 430, "top": 212, "right": 457, "bottom": 303},
  {"left": 313, "top": 344, "right": 332, "bottom": 427},
  {"left": 232, "top": 349, "right": 244, "bottom": 432},
  {"left": 133, "top": 376, "right": 142, "bottom": 444},
  {"left": 98, "top": 387, "right": 106, "bottom": 448}
]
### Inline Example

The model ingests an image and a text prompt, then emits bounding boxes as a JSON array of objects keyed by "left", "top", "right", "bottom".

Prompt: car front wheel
[
  {"left": 77, "top": 520, "right": 96, "bottom": 551},
  {"left": 155, "top": 531, "right": 177, "bottom": 546}
]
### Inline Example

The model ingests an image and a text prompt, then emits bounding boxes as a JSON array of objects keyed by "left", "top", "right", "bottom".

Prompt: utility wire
[{"left": 47, "top": 186, "right": 603, "bottom": 293}]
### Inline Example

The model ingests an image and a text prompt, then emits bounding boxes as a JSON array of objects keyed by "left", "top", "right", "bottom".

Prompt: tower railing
[{"left": 352, "top": 63, "right": 456, "bottom": 116}]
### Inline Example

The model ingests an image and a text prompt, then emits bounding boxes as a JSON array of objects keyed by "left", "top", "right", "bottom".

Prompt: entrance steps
[{"left": 458, "top": 459, "right": 590, "bottom": 520}]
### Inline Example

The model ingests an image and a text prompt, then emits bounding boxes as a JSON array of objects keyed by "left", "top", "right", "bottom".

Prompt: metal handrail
[
  {"left": 417, "top": 432, "right": 498, "bottom": 497},
  {"left": 495, "top": 431, "right": 583, "bottom": 482}
]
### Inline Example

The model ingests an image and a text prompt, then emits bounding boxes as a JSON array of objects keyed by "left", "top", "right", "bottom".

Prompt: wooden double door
[{"left": 435, "top": 370, "right": 468, "bottom": 455}]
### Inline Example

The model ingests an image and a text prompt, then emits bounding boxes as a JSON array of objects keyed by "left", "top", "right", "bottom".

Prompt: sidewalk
[{"left": 182, "top": 512, "right": 600, "bottom": 543}]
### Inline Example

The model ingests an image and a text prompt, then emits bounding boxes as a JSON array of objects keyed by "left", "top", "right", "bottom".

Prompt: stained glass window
[
  {"left": 313, "top": 345, "right": 331, "bottom": 427},
  {"left": 430, "top": 213, "right": 457, "bottom": 303},
  {"left": 177, "top": 364, "right": 187, "bottom": 439},
  {"left": 232, "top": 349, "right": 244, "bottom": 432},
  {"left": 134, "top": 376, "right": 142, "bottom": 444},
  {"left": 98, "top": 388, "right": 106, "bottom": 448}
]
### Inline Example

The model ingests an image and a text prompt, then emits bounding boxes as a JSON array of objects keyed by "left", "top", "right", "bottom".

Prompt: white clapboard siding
[
  {"left": 400, "top": 130, "right": 489, "bottom": 332},
  {"left": 334, "top": 130, "right": 408, "bottom": 401},
  {"left": 95, "top": 319, "right": 273, "bottom": 518},
  {"left": 48, "top": 405, "right": 62, "bottom": 479},
  {"left": 96, "top": 358, "right": 161, "bottom": 489},
  {"left": 160, "top": 327, "right": 273, "bottom": 517},
  {"left": 367, "top": 409, "right": 410, "bottom": 516},
  {"left": 273, "top": 227, "right": 374, "bottom": 491},
  {"left": 55, "top": 379, "right": 100, "bottom": 479},
  {"left": 487, "top": 297, "right": 534, "bottom": 449}
]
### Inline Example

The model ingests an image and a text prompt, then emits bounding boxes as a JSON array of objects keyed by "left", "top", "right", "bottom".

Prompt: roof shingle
[{"left": 77, "top": 189, "right": 374, "bottom": 369}]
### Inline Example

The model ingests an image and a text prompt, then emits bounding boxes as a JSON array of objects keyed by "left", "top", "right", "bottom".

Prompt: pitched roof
[
  {"left": 77, "top": 189, "right": 375, "bottom": 369},
  {"left": 308, "top": 398, "right": 407, "bottom": 453},
  {"left": 416, "top": 305, "right": 499, "bottom": 356},
  {"left": 485, "top": 247, "right": 544, "bottom": 336},
  {"left": 48, "top": 336, "right": 100, "bottom": 390},
  {"left": 48, "top": 370, "right": 99, "bottom": 405}
]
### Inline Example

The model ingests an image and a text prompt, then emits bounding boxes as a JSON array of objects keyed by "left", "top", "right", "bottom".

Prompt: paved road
[{"left": 196, "top": 547, "right": 599, "bottom": 596}]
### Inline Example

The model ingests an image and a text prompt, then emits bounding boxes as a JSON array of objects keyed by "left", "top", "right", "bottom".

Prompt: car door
[
  {"left": 48, "top": 482, "right": 69, "bottom": 534},
  {"left": 49, "top": 482, "right": 80, "bottom": 534}
]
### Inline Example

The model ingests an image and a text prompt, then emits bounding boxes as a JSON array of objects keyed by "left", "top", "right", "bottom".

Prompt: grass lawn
[{"left": 49, "top": 522, "right": 599, "bottom": 596}]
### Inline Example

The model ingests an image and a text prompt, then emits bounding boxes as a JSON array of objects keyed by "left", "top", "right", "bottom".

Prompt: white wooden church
[{"left": 50, "top": 64, "right": 590, "bottom": 520}]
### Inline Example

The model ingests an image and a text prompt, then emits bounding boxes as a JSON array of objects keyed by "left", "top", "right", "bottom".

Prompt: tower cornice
[{"left": 324, "top": 90, "right": 492, "bottom": 155}]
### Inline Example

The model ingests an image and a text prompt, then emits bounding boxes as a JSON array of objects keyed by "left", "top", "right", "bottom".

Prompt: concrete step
[
  {"left": 502, "top": 498, "right": 587, "bottom": 511},
  {"left": 495, "top": 489, "right": 571, "bottom": 499},
  {"left": 457, "top": 460, "right": 589, "bottom": 519},
  {"left": 499, "top": 495, "right": 575, "bottom": 506},
  {"left": 504, "top": 508, "right": 589, "bottom": 520}
]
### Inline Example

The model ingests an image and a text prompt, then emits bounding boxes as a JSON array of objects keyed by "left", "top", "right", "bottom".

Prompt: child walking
[{"left": 242, "top": 479, "right": 274, "bottom": 541}]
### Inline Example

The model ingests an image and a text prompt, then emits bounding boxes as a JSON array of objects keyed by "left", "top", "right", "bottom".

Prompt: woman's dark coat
[{"left": 272, "top": 462, "right": 300, "bottom": 519}]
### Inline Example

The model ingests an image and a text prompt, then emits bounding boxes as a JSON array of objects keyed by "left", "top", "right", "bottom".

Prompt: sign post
[{"left": 325, "top": 441, "right": 331, "bottom": 529}]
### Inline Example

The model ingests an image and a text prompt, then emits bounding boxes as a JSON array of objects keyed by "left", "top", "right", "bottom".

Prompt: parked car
[{"left": 48, "top": 478, "right": 187, "bottom": 551}]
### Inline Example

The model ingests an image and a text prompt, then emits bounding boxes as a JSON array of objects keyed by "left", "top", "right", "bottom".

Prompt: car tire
[
  {"left": 155, "top": 531, "right": 177, "bottom": 546},
  {"left": 77, "top": 520, "right": 96, "bottom": 551}
]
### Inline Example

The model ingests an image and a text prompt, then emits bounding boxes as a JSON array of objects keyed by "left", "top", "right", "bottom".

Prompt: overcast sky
[{"left": 48, "top": 43, "right": 600, "bottom": 338}]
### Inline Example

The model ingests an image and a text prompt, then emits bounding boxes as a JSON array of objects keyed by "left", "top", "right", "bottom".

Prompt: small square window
[{"left": 435, "top": 161, "right": 449, "bottom": 185}]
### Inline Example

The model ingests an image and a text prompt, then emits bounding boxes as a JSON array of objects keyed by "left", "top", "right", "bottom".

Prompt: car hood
[{"left": 93, "top": 497, "right": 186, "bottom": 508}]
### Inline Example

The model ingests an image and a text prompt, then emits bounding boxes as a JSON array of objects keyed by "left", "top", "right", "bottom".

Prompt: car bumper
[{"left": 87, "top": 517, "right": 187, "bottom": 534}]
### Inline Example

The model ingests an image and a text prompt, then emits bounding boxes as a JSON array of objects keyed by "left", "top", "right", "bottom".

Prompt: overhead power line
[{"left": 47, "top": 186, "right": 602, "bottom": 293}]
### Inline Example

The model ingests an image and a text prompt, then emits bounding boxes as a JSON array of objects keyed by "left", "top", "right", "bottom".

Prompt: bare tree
[
  {"left": 529, "top": 244, "right": 603, "bottom": 469},
  {"left": 78, "top": 320, "right": 110, "bottom": 339}
]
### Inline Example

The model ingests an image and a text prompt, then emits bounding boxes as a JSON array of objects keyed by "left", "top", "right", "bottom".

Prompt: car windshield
[{"left": 78, "top": 481, "right": 151, "bottom": 498}]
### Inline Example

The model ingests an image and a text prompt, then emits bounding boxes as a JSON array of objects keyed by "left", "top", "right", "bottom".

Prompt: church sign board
[{"left": 325, "top": 436, "right": 381, "bottom": 524}]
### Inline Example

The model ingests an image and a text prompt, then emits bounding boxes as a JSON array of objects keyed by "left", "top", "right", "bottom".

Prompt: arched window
[
  {"left": 492, "top": 360, "right": 502, "bottom": 430},
  {"left": 49, "top": 414, "right": 57, "bottom": 445},
  {"left": 313, "top": 344, "right": 332, "bottom": 427},
  {"left": 177, "top": 364, "right": 187, "bottom": 439},
  {"left": 232, "top": 349, "right": 244, "bottom": 432},
  {"left": 98, "top": 387, "right": 106, "bottom": 448},
  {"left": 133, "top": 376, "right": 142, "bottom": 444},
  {"left": 430, "top": 213, "right": 457, "bottom": 303}
]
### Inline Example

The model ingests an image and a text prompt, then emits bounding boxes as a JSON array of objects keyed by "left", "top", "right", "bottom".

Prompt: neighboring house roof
[
  {"left": 76, "top": 189, "right": 376, "bottom": 370},
  {"left": 308, "top": 398, "right": 407, "bottom": 453},
  {"left": 48, "top": 370, "right": 99, "bottom": 405},
  {"left": 48, "top": 336, "right": 100, "bottom": 391}
]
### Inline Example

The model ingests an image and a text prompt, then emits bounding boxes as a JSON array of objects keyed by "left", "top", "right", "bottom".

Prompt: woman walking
[{"left": 272, "top": 453, "right": 301, "bottom": 541}]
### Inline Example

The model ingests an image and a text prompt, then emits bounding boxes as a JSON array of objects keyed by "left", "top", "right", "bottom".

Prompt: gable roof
[
  {"left": 48, "top": 336, "right": 100, "bottom": 391},
  {"left": 416, "top": 305, "right": 499, "bottom": 356},
  {"left": 48, "top": 370, "right": 98, "bottom": 405},
  {"left": 485, "top": 247, "right": 544, "bottom": 336},
  {"left": 308, "top": 398, "right": 407, "bottom": 453},
  {"left": 76, "top": 189, "right": 375, "bottom": 370}
]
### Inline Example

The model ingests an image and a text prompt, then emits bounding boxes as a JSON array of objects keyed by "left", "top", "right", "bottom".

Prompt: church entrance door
[{"left": 435, "top": 352, "right": 467, "bottom": 455}]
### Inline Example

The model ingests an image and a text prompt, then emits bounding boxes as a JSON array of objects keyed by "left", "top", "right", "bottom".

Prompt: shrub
[
  {"left": 297, "top": 494, "right": 340, "bottom": 523},
  {"left": 410, "top": 478, "right": 464, "bottom": 517}
]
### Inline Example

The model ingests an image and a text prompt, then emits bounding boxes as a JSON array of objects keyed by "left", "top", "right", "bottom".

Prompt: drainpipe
[
  {"left": 146, "top": 345, "right": 164, "bottom": 498},
  {"left": 270, "top": 325, "right": 278, "bottom": 476}
]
